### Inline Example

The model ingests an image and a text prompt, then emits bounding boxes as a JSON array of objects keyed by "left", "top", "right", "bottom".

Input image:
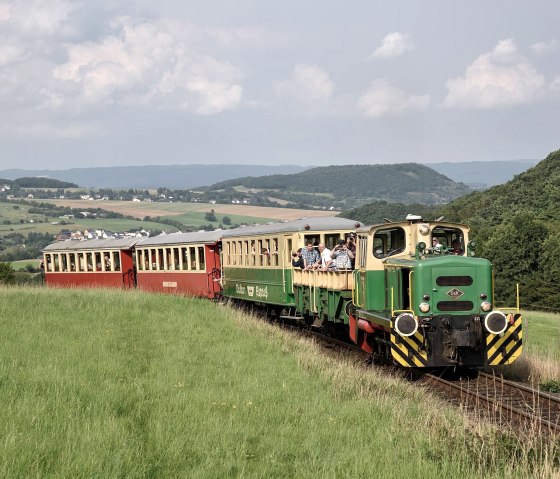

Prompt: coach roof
[
  {"left": 136, "top": 230, "right": 223, "bottom": 247},
  {"left": 43, "top": 237, "right": 140, "bottom": 252},
  {"left": 220, "top": 217, "right": 361, "bottom": 238}
]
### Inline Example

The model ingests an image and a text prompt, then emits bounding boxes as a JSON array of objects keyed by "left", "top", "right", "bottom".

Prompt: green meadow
[{"left": 0, "top": 287, "right": 557, "bottom": 478}]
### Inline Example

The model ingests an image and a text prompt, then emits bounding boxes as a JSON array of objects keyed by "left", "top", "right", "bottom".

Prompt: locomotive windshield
[
  {"left": 431, "top": 227, "right": 465, "bottom": 255},
  {"left": 373, "top": 227, "right": 406, "bottom": 258}
]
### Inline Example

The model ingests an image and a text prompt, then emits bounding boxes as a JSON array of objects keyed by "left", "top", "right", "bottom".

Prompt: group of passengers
[{"left": 292, "top": 234, "right": 356, "bottom": 271}]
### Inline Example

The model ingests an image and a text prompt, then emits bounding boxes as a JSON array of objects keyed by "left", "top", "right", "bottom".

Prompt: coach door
[
  {"left": 206, "top": 244, "right": 222, "bottom": 297},
  {"left": 121, "top": 250, "right": 136, "bottom": 288}
]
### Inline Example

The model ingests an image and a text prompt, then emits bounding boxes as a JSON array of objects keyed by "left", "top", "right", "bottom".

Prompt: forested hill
[
  {"left": 440, "top": 149, "right": 560, "bottom": 310},
  {"left": 0, "top": 177, "right": 78, "bottom": 188},
  {"left": 209, "top": 163, "right": 471, "bottom": 207}
]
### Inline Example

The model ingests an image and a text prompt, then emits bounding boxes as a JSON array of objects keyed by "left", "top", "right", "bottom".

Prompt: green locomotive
[{"left": 221, "top": 216, "right": 522, "bottom": 368}]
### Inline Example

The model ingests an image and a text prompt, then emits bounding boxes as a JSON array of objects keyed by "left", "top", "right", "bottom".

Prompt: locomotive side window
[{"left": 373, "top": 227, "right": 406, "bottom": 259}]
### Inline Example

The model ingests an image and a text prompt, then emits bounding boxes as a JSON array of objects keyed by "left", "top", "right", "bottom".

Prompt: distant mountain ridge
[
  {"left": 0, "top": 159, "right": 538, "bottom": 190},
  {"left": 427, "top": 159, "right": 539, "bottom": 188},
  {"left": 208, "top": 163, "right": 472, "bottom": 207},
  {"left": 0, "top": 164, "right": 309, "bottom": 189}
]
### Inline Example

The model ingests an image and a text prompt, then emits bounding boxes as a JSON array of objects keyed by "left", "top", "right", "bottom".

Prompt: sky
[{"left": 0, "top": 0, "right": 559, "bottom": 170}]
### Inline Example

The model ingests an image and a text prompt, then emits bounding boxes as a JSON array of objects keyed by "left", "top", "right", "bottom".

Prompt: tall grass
[
  {"left": 499, "top": 311, "right": 560, "bottom": 384},
  {"left": 0, "top": 287, "right": 558, "bottom": 477}
]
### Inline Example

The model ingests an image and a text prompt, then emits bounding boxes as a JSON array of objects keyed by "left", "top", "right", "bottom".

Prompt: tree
[
  {"left": 222, "top": 216, "right": 232, "bottom": 225},
  {"left": 0, "top": 262, "right": 16, "bottom": 285},
  {"left": 482, "top": 214, "right": 548, "bottom": 307},
  {"left": 204, "top": 209, "right": 217, "bottom": 222}
]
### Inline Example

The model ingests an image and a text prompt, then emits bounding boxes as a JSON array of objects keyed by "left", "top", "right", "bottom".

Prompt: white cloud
[
  {"left": 444, "top": 39, "right": 546, "bottom": 109},
  {"left": 531, "top": 39, "right": 558, "bottom": 55},
  {"left": 49, "top": 17, "right": 244, "bottom": 114},
  {"left": 371, "top": 32, "right": 413, "bottom": 59},
  {"left": 275, "top": 63, "right": 334, "bottom": 101},
  {"left": 357, "top": 79, "right": 429, "bottom": 118},
  {"left": 1, "top": 0, "right": 76, "bottom": 36},
  {"left": 0, "top": 3, "right": 11, "bottom": 22}
]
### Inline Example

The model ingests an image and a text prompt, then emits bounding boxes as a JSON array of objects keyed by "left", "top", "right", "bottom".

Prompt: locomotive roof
[
  {"left": 43, "top": 237, "right": 140, "bottom": 252},
  {"left": 220, "top": 216, "right": 362, "bottom": 238},
  {"left": 136, "top": 230, "right": 223, "bottom": 247},
  {"left": 355, "top": 219, "right": 469, "bottom": 234}
]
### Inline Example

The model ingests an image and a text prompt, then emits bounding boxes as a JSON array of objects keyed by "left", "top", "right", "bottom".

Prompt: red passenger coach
[
  {"left": 135, "top": 231, "right": 222, "bottom": 298},
  {"left": 42, "top": 238, "right": 139, "bottom": 288}
]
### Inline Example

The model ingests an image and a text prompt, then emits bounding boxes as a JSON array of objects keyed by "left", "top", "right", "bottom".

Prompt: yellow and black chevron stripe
[
  {"left": 486, "top": 313, "right": 523, "bottom": 366},
  {"left": 390, "top": 325, "right": 428, "bottom": 367}
]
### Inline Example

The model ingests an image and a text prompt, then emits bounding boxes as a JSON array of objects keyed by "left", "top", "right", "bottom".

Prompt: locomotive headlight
[
  {"left": 484, "top": 311, "right": 508, "bottom": 335},
  {"left": 394, "top": 313, "right": 419, "bottom": 337},
  {"left": 419, "top": 302, "right": 430, "bottom": 313},
  {"left": 419, "top": 224, "right": 430, "bottom": 236},
  {"left": 481, "top": 301, "right": 492, "bottom": 312}
]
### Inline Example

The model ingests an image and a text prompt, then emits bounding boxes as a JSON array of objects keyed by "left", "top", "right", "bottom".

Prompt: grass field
[
  {"left": 10, "top": 259, "right": 41, "bottom": 271},
  {"left": 523, "top": 311, "right": 560, "bottom": 360},
  {"left": 0, "top": 287, "right": 557, "bottom": 478}
]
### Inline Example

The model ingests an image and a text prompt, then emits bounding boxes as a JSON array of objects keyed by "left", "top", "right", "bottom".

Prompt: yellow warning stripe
[
  {"left": 486, "top": 318, "right": 522, "bottom": 359},
  {"left": 486, "top": 318, "right": 523, "bottom": 365},
  {"left": 390, "top": 333, "right": 428, "bottom": 367}
]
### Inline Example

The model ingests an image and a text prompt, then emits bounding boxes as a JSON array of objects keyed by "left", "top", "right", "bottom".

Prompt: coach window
[
  {"left": 271, "top": 238, "right": 278, "bottom": 266},
  {"left": 164, "top": 248, "right": 171, "bottom": 270},
  {"left": 324, "top": 233, "right": 339, "bottom": 250},
  {"left": 113, "top": 251, "right": 120, "bottom": 271},
  {"left": 60, "top": 253, "right": 67, "bottom": 272},
  {"left": 286, "top": 238, "right": 293, "bottom": 265},
  {"left": 94, "top": 252, "right": 102, "bottom": 271},
  {"left": 74, "top": 252, "right": 81, "bottom": 272},
  {"left": 185, "top": 246, "right": 190, "bottom": 271},
  {"left": 304, "top": 235, "right": 320, "bottom": 249},
  {"left": 373, "top": 227, "right": 406, "bottom": 259},
  {"left": 188, "top": 247, "right": 196, "bottom": 270},
  {"left": 198, "top": 246, "right": 205, "bottom": 270}
]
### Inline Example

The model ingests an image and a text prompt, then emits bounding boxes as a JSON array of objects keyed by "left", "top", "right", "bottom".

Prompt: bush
[{"left": 0, "top": 262, "right": 16, "bottom": 284}]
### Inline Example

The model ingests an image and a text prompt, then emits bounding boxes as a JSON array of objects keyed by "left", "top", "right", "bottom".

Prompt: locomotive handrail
[
  {"left": 499, "top": 283, "right": 521, "bottom": 313},
  {"left": 390, "top": 287, "right": 415, "bottom": 318},
  {"left": 352, "top": 269, "right": 363, "bottom": 308}
]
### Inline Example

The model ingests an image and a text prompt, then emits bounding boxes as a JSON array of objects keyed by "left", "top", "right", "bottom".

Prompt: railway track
[
  {"left": 279, "top": 321, "right": 560, "bottom": 435},
  {"left": 266, "top": 308, "right": 560, "bottom": 437},
  {"left": 420, "top": 371, "right": 560, "bottom": 434}
]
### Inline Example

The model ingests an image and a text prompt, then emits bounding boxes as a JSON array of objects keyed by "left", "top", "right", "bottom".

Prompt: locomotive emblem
[
  {"left": 446, "top": 288, "right": 464, "bottom": 299},
  {"left": 247, "top": 286, "right": 255, "bottom": 297}
]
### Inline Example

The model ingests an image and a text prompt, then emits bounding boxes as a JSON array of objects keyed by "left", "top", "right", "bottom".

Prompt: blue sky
[{"left": 0, "top": 0, "right": 558, "bottom": 169}]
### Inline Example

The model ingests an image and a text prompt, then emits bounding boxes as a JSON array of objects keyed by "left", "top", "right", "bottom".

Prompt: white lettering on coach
[
  {"left": 256, "top": 286, "right": 268, "bottom": 299},
  {"left": 236, "top": 283, "right": 246, "bottom": 295}
]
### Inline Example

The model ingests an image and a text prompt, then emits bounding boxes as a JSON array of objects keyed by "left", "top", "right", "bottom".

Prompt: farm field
[
  {"left": 0, "top": 200, "right": 172, "bottom": 237},
  {"left": 1, "top": 287, "right": 554, "bottom": 478},
  {"left": 0, "top": 217, "right": 174, "bottom": 238},
  {"left": 41, "top": 199, "right": 337, "bottom": 221}
]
